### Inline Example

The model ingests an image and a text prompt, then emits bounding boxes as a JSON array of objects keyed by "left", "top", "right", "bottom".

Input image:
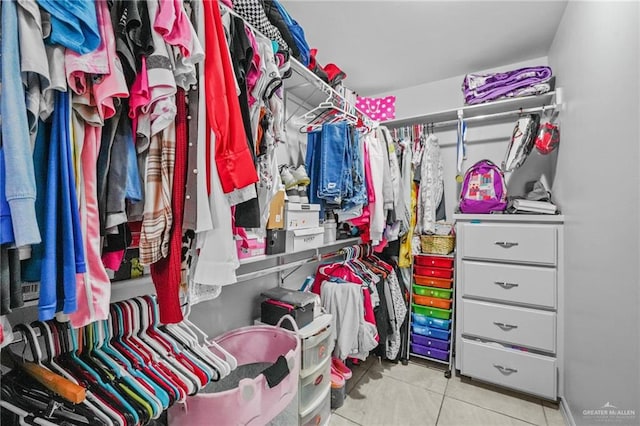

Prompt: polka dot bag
[{"left": 356, "top": 95, "right": 396, "bottom": 122}]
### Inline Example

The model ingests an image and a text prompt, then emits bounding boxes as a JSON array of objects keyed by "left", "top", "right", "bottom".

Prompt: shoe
[
  {"left": 298, "top": 185, "right": 309, "bottom": 204},
  {"left": 323, "top": 63, "right": 347, "bottom": 86},
  {"left": 332, "top": 357, "right": 352, "bottom": 380},
  {"left": 286, "top": 187, "right": 300, "bottom": 203},
  {"left": 280, "top": 165, "right": 297, "bottom": 190},
  {"left": 290, "top": 165, "right": 310, "bottom": 186},
  {"left": 330, "top": 365, "right": 346, "bottom": 388}
]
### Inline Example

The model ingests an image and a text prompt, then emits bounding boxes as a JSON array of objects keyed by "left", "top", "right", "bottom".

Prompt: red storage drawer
[
  {"left": 413, "top": 295, "right": 452, "bottom": 310},
  {"left": 414, "top": 276, "right": 453, "bottom": 289},
  {"left": 414, "top": 265, "right": 453, "bottom": 279},
  {"left": 414, "top": 256, "right": 454, "bottom": 269}
]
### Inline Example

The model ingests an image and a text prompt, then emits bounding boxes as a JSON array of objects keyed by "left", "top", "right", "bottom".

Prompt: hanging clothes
[
  {"left": 203, "top": 0, "right": 259, "bottom": 194},
  {"left": 416, "top": 134, "right": 444, "bottom": 234}
]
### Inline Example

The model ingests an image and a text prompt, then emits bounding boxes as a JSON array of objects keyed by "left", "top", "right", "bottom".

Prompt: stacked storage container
[
  {"left": 298, "top": 314, "right": 334, "bottom": 426},
  {"left": 410, "top": 254, "right": 455, "bottom": 376}
]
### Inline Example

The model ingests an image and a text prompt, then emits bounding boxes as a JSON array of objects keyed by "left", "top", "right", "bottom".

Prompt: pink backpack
[{"left": 459, "top": 160, "right": 507, "bottom": 214}]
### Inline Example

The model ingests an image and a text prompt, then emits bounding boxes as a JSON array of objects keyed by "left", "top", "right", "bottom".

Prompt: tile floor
[{"left": 330, "top": 357, "right": 567, "bottom": 426}]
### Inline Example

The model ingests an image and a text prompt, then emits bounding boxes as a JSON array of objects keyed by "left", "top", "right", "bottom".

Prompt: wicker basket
[{"left": 420, "top": 234, "right": 455, "bottom": 255}]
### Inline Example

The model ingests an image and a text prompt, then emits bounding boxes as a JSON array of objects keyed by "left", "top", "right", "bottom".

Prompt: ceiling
[{"left": 280, "top": 1, "right": 568, "bottom": 96}]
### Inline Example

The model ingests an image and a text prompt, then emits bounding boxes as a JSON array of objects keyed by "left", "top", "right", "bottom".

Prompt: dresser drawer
[
  {"left": 460, "top": 223, "right": 556, "bottom": 265},
  {"left": 460, "top": 338, "right": 557, "bottom": 400},
  {"left": 461, "top": 300, "right": 556, "bottom": 352},
  {"left": 461, "top": 261, "right": 556, "bottom": 309}
]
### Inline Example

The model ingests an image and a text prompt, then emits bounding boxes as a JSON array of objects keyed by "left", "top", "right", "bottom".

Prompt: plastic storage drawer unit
[
  {"left": 411, "top": 333, "right": 450, "bottom": 351},
  {"left": 410, "top": 343, "right": 449, "bottom": 361},
  {"left": 414, "top": 265, "right": 453, "bottom": 279},
  {"left": 412, "top": 304, "right": 452, "bottom": 320},
  {"left": 414, "top": 275, "right": 453, "bottom": 288},
  {"left": 299, "top": 357, "right": 331, "bottom": 413},
  {"left": 299, "top": 387, "right": 331, "bottom": 426},
  {"left": 413, "top": 284, "right": 452, "bottom": 299},
  {"left": 301, "top": 323, "right": 333, "bottom": 373},
  {"left": 412, "top": 325, "right": 450, "bottom": 341},
  {"left": 414, "top": 256, "right": 454, "bottom": 269},
  {"left": 411, "top": 313, "right": 451, "bottom": 330},
  {"left": 413, "top": 295, "right": 452, "bottom": 310}
]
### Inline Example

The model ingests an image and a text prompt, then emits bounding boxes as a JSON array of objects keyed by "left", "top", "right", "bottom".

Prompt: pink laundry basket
[{"left": 168, "top": 318, "right": 301, "bottom": 425}]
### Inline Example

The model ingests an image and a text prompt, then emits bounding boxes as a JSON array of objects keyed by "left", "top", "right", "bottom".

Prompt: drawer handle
[
  {"left": 493, "top": 364, "right": 518, "bottom": 375},
  {"left": 495, "top": 241, "right": 519, "bottom": 248},
  {"left": 493, "top": 321, "right": 518, "bottom": 331},
  {"left": 494, "top": 281, "right": 519, "bottom": 289}
]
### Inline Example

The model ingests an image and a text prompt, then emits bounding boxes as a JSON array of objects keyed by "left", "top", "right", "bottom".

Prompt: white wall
[
  {"left": 548, "top": 2, "right": 640, "bottom": 424},
  {"left": 374, "top": 56, "right": 558, "bottom": 220}
]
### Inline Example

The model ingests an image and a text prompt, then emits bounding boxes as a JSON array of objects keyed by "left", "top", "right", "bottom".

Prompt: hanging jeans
[
  {"left": 305, "top": 130, "right": 322, "bottom": 206},
  {"left": 318, "top": 121, "right": 352, "bottom": 205},
  {"left": 342, "top": 128, "right": 367, "bottom": 211}
]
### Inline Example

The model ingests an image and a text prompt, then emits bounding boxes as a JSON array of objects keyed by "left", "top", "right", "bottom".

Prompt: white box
[
  {"left": 284, "top": 203, "right": 320, "bottom": 230},
  {"left": 286, "top": 227, "right": 325, "bottom": 253}
]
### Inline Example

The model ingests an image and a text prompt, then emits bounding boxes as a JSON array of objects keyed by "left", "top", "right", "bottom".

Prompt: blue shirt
[{"left": 1, "top": 0, "right": 41, "bottom": 247}]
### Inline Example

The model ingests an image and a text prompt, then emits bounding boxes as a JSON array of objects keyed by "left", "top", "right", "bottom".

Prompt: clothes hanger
[
  {"left": 114, "top": 302, "right": 200, "bottom": 397},
  {"left": 4, "top": 324, "right": 109, "bottom": 426},
  {"left": 74, "top": 323, "right": 155, "bottom": 424},
  {"left": 0, "top": 400, "right": 58, "bottom": 426},
  {"left": 55, "top": 320, "right": 142, "bottom": 426},
  {"left": 127, "top": 298, "right": 218, "bottom": 385},
  {"left": 100, "top": 314, "right": 183, "bottom": 407},
  {"left": 159, "top": 299, "right": 231, "bottom": 377},
  {"left": 85, "top": 320, "right": 166, "bottom": 419},
  {"left": 30, "top": 322, "right": 120, "bottom": 426},
  {"left": 89, "top": 319, "right": 170, "bottom": 411}
]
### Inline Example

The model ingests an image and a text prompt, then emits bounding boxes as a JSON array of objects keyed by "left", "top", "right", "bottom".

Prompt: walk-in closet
[{"left": 1, "top": 1, "right": 638, "bottom": 425}]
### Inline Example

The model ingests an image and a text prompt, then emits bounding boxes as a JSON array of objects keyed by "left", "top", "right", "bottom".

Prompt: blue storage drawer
[
  {"left": 411, "top": 313, "right": 451, "bottom": 330},
  {"left": 412, "top": 324, "right": 450, "bottom": 341}
]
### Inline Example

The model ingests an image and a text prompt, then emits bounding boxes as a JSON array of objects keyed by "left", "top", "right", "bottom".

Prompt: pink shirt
[
  {"left": 68, "top": 0, "right": 129, "bottom": 329},
  {"left": 154, "top": 0, "right": 193, "bottom": 58}
]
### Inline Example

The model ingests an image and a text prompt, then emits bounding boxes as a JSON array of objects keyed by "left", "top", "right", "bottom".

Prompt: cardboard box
[
  {"left": 235, "top": 233, "right": 266, "bottom": 259},
  {"left": 286, "top": 227, "right": 324, "bottom": 253},
  {"left": 284, "top": 203, "right": 320, "bottom": 230},
  {"left": 267, "top": 190, "right": 285, "bottom": 229}
]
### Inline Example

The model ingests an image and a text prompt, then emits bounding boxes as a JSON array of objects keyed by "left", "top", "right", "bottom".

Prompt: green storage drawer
[
  {"left": 412, "top": 304, "right": 452, "bottom": 320},
  {"left": 413, "top": 284, "right": 453, "bottom": 299}
]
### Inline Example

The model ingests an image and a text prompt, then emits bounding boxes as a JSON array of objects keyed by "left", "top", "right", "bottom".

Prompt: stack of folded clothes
[{"left": 462, "top": 66, "right": 554, "bottom": 105}]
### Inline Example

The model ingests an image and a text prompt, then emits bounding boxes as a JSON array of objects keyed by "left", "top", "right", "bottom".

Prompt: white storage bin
[
  {"left": 299, "top": 386, "right": 331, "bottom": 426},
  {"left": 285, "top": 203, "right": 320, "bottom": 230},
  {"left": 299, "top": 357, "right": 331, "bottom": 413},
  {"left": 286, "top": 227, "right": 324, "bottom": 253},
  {"left": 301, "top": 322, "right": 333, "bottom": 374}
]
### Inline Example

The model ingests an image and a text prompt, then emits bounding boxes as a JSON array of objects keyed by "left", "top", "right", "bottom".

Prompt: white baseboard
[{"left": 560, "top": 397, "right": 577, "bottom": 426}]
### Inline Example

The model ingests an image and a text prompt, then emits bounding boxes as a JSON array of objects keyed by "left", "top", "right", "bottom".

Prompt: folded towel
[
  {"left": 37, "top": 0, "right": 100, "bottom": 54},
  {"left": 463, "top": 66, "right": 553, "bottom": 105}
]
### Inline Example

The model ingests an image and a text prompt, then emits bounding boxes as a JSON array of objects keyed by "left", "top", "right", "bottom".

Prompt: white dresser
[{"left": 453, "top": 214, "right": 564, "bottom": 400}]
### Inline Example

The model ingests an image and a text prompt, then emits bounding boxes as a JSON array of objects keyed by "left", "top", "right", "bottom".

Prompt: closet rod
[{"left": 395, "top": 104, "right": 557, "bottom": 129}]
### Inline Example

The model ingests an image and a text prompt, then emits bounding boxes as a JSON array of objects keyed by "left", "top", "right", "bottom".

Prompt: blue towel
[{"left": 36, "top": 0, "right": 101, "bottom": 54}]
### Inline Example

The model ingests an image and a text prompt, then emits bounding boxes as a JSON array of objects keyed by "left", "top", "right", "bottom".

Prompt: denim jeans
[
  {"left": 318, "top": 122, "right": 352, "bottom": 204},
  {"left": 342, "top": 128, "right": 367, "bottom": 210},
  {"left": 306, "top": 130, "right": 322, "bottom": 206}
]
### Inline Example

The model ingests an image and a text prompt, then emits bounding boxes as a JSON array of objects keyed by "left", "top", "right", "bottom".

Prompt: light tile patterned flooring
[{"left": 330, "top": 357, "right": 567, "bottom": 426}]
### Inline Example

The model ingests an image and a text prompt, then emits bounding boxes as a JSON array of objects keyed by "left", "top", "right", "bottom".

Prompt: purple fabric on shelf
[{"left": 463, "top": 66, "right": 553, "bottom": 105}]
